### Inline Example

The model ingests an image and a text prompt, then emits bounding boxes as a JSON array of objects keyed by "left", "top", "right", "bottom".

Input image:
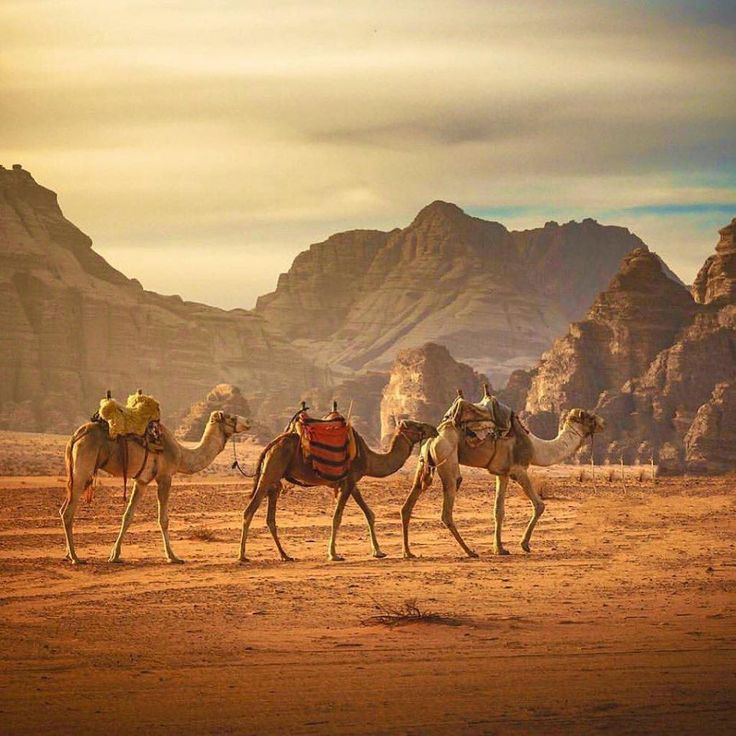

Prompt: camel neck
[
  {"left": 529, "top": 424, "right": 586, "bottom": 467},
  {"left": 176, "top": 422, "right": 228, "bottom": 474},
  {"left": 363, "top": 431, "right": 414, "bottom": 477}
]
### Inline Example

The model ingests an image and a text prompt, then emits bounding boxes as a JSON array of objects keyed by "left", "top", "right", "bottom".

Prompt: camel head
[
  {"left": 209, "top": 410, "right": 251, "bottom": 437},
  {"left": 563, "top": 409, "right": 605, "bottom": 438},
  {"left": 396, "top": 419, "right": 439, "bottom": 444}
]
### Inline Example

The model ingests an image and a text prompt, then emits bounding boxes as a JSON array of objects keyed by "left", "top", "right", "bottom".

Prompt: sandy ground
[{"left": 0, "top": 435, "right": 734, "bottom": 735}]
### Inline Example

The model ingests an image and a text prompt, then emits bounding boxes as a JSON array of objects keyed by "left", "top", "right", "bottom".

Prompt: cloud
[{"left": 2, "top": 0, "right": 735, "bottom": 306}]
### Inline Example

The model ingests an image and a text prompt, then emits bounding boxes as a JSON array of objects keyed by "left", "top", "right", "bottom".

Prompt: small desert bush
[
  {"left": 362, "top": 598, "right": 459, "bottom": 627},
  {"left": 188, "top": 526, "right": 220, "bottom": 542}
]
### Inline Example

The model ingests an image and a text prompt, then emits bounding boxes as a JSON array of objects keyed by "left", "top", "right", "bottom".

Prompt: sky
[{"left": 2, "top": 0, "right": 735, "bottom": 309}]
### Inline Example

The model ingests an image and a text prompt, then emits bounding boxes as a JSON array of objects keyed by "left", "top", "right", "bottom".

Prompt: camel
[
  {"left": 238, "top": 419, "right": 438, "bottom": 562},
  {"left": 401, "top": 392, "right": 604, "bottom": 558},
  {"left": 61, "top": 410, "right": 250, "bottom": 564}
]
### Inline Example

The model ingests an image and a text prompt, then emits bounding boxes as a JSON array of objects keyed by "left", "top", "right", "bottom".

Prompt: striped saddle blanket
[{"left": 295, "top": 411, "right": 357, "bottom": 481}]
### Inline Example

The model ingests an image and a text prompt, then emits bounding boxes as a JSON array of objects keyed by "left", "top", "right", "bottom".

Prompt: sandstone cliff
[
  {"left": 380, "top": 342, "right": 488, "bottom": 443},
  {"left": 0, "top": 165, "right": 321, "bottom": 433},
  {"left": 517, "top": 222, "right": 736, "bottom": 473},
  {"left": 256, "top": 202, "right": 646, "bottom": 384}
]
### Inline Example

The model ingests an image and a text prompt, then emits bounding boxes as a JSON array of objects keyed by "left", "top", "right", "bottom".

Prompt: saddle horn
[
  {"left": 106, "top": 389, "right": 112, "bottom": 399},
  {"left": 137, "top": 388, "right": 143, "bottom": 395},
  {"left": 332, "top": 400, "right": 338, "bottom": 413},
  {"left": 483, "top": 383, "right": 490, "bottom": 399},
  {"left": 456, "top": 388, "right": 464, "bottom": 399},
  {"left": 300, "top": 400, "right": 307, "bottom": 412}
]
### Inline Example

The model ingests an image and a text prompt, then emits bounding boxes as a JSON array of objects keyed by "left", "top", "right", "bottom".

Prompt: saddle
[
  {"left": 290, "top": 405, "right": 357, "bottom": 481},
  {"left": 444, "top": 394, "right": 514, "bottom": 448},
  {"left": 90, "top": 390, "right": 165, "bottom": 501}
]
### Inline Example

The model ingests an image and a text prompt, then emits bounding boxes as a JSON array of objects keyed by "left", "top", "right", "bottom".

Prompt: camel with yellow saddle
[
  {"left": 401, "top": 385, "right": 605, "bottom": 558},
  {"left": 61, "top": 390, "right": 250, "bottom": 564}
]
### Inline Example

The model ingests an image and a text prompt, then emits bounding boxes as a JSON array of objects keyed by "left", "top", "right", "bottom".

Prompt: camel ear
[
  {"left": 482, "top": 383, "right": 490, "bottom": 399},
  {"left": 213, "top": 411, "right": 224, "bottom": 422}
]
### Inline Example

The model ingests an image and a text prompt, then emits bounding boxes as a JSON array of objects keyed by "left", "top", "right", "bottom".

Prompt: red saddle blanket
[{"left": 296, "top": 411, "right": 354, "bottom": 481}]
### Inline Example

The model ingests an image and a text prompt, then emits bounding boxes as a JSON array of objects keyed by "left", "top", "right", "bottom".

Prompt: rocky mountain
[
  {"left": 0, "top": 165, "right": 322, "bottom": 433},
  {"left": 380, "top": 342, "right": 488, "bottom": 443},
  {"left": 256, "top": 202, "right": 646, "bottom": 384},
  {"left": 517, "top": 220, "right": 736, "bottom": 473}
]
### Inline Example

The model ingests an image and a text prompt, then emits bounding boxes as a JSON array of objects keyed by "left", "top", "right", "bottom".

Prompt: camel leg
[
  {"left": 238, "top": 484, "right": 268, "bottom": 563},
  {"left": 350, "top": 486, "right": 386, "bottom": 559},
  {"left": 108, "top": 481, "right": 145, "bottom": 562},
  {"left": 156, "top": 475, "right": 182, "bottom": 564},
  {"left": 436, "top": 461, "right": 477, "bottom": 558},
  {"left": 327, "top": 482, "right": 352, "bottom": 562},
  {"left": 493, "top": 474, "right": 510, "bottom": 555},
  {"left": 266, "top": 485, "right": 293, "bottom": 562},
  {"left": 514, "top": 467, "right": 546, "bottom": 553},
  {"left": 401, "top": 459, "right": 433, "bottom": 559},
  {"left": 60, "top": 471, "right": 91, "bottom": 564}
]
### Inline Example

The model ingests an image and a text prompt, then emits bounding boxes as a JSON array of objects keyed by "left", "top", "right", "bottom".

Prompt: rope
[{"left": 231, "top": 435, "right": 255, "bottom": 478}]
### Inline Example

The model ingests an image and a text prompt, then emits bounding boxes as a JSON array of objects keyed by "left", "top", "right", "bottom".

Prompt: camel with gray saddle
[{"left": 401, "top": 385, "right": 605, "bottom": 558}]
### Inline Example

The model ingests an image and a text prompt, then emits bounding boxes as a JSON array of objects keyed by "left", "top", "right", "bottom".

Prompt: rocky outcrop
[
  {"left": 514, "top": 222, "right": 736, "bottom": 473},
  {"left": 692, "top": 218, "right": 736, "bottom": 305},
  {"left": 176, "top": 384, "right": 251, "bottom": 441},
  {"left": 380, "top": 342, "right": 488, "bottom": 443},
  {"left": 683, "top": 381, "right": 736, "bottom": 474},
  {"left": 0, "top": 165, "right": 321, "bottom": 433},
  {"left": 256, "top": 202, "right": 646, "bottom": 384}
]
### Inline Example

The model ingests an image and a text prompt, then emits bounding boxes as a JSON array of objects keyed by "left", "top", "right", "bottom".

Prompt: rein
[{"left": 230, "top": 430, "right": 254, "bottom": 478}]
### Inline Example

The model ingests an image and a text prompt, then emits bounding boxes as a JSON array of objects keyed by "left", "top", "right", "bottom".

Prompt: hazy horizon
[{"left": 3, "top": 0, "right": 735, "bottom": 309}]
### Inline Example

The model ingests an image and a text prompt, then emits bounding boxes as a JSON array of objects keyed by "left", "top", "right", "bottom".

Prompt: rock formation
[
  {"left": 683, "top": 382, "right": 736, "bottom": 474},
  {"left": 380, "top": 342, "right": 488, "bottom": 443},
  {"left": 176, "top": 384, "right": 251, "bottom": 441},
  {"left": 692, "top": 218, "right": 736, "bottom": 305},
  {"left": 0, "top": 165, "right": 321, "bottom": 433},
  {"left": 256, "top": 202, "right": 646, "bottom": 384},
  {"left": 515, "top": 222, "right": 736, "bottom": 473}
]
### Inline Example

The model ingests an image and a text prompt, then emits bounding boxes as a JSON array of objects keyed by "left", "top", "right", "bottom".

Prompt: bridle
[{"left": 219, "top": 414, "right": 254, "bottom": 478}]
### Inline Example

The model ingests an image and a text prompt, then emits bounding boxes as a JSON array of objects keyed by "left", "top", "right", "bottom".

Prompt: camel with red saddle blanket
[{"left": 238, "top": 404, "right": 437, "bottom": 562}]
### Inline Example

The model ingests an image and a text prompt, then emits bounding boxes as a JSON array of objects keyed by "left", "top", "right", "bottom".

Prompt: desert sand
[{"left": 0, "top": 432, "right": 734, "bottom": 735}]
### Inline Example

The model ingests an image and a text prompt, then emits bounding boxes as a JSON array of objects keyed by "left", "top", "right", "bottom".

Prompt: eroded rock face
[
  {"left": 525, "top": 249, "right": 697, "bottom": 418},
  {"left": 379, "top": 342, "right": 488, "bottom": 443},
  {"left": 0, "top": 166, "right": 321, "bottom": 433},
  {"left": 256, "top": 202, "right": 646, "bottom": 384},
  {"left": 176, "top": 384, "right": 251, "bottom": 441},
  {"left": 692, "top": 218, "right": 736, "bottom": 305},
  {"left": 684, "top": 381, "right": 736, "bottom": 474},
  {"left": 515, "top": 223, "right": 736, "bottom": 472}
]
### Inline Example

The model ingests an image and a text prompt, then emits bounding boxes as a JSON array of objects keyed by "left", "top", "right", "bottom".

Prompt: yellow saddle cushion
[{"left": 98, "top": 393, "right": 161, "bottom": 438}]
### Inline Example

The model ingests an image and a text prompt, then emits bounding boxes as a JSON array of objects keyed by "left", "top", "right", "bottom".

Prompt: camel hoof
[
  {"left": 521, "top": 542, "right": 531, "bottom": 553},
  {"left": 328, "top": 554, "right": 345, "bottom": 562},
  {"left": 70, "top": 558, "right": 86, "bottom": 565},
  {"left": 280, "top": 556, "right": 295, "bottom": 563},
  {"left": 467, "top": 550, "right": 479, "bottom": 559},
  {"left": 403, "top": 551, "right": 418, "bottom": 559},
  {"left": 373, "top": 550, "right": 387, "bottom": 559},
  {"left": 108, "top": 556, "right": 123, "bottom": 564},
  {"left": 167, "top": 557, "right": 185, "bottom": 564},
  {"left": 238, "top": 557, "right": 250, "bottom": 564},
  {"left": 494, "top": 547, "right": 511, "bottom": 556}
]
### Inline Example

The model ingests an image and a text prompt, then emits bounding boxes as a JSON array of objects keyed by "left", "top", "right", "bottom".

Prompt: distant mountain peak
[{"left": 410, "top": 200, "right": 468, "bottom": 226}]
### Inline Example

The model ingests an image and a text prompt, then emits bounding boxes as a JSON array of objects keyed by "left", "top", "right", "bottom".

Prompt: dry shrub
[
  {"left": 575, "top": 468, "right": 586, "bottom": 483},
  {"left": 362, "top": 598, "right": 460, "bottom": 627},
  {"left": 188, "top": 526, "right": 220, "bottom": 542}
]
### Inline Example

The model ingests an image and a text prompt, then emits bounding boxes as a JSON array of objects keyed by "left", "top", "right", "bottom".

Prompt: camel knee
[{"left": 535, "top": 500, "right": 546, "bottom": 517}]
